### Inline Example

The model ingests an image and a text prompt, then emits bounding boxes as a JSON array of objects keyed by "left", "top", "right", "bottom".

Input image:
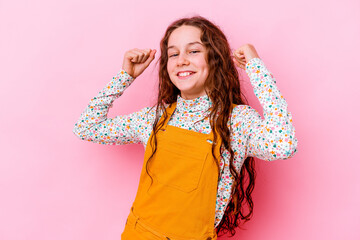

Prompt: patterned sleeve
[
  {"left": 72, "top": 69, "right": 150, "bottom": 145},
  {"left": 241, "top": 57, "right": 298, "bottom": 161}
]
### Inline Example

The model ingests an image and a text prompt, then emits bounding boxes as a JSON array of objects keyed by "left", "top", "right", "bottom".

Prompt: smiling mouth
[{"left": 177, "top": 71, "right": 195, "bottom": 79}]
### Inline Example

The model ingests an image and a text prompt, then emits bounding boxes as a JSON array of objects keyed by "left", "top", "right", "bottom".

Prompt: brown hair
[{"left": 146, "top": 15, "right": 256, "bottom": 237}]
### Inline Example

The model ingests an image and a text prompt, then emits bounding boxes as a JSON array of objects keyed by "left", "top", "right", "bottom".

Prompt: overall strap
[{"left": 159, "top": 102, "right": 177, "bottom": 130}]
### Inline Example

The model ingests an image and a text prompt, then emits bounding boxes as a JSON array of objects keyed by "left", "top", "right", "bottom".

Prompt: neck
[{"left": 180, "top": 90, "right": 208, "bottom": 100}]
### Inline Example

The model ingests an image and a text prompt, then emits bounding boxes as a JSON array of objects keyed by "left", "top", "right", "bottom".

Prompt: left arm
[
  {"left": 233, "top": 45, "right": 298, "bottom": 161},
  {"left": 244, "top": 58, "right": 298, "bottom": 160}
]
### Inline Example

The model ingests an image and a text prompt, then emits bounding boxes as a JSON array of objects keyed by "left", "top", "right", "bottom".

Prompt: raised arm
[
  {"left": 72, "top": 48, "right": 156, "bottom": 145},
  {"left": 233, "top": 44, "right": 298, "bottom": 161}
]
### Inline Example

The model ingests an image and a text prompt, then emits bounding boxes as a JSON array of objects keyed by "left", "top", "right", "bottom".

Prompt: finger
[
  {"left": 134, "top": 49, "right": 148, "bottom": 63},
  {"left": 232, "top": 55, "right": 245, "bottom": 65},
  {"left": 234, "top": 57, "right": 246, "bottom": 66},
  {"left": 233, "top": 55, "right": 244, "bottom": 64},
  {"left": 233, "top": 49, "right": 245, "bottom": 57},
  {"left": 232, "top": 57, "right": 241, "bottom": 68},
  {"left": 139, "top": 48, "right": 151, "bottom": 63},
  {"left": 142, "top": 48, "right": 151, "bottom": 56},
  {"left": 232, "top": 57, "right": 245, "bottom": 69},
  {"left": 126, "top": 51, "right": 140, "bottom": 63},
  {"left": 233, "top": 52, "right": 245, "bottom": 60},
  {"left": 130, "top": 54, "right": 140, "bottom": 63},
  {"left": 236, "top": 62, "right": 245, "bottom": 70},
  {"left": 234, "top": 48, "right": 244, "bottom": 55},
  {"left": 132, "top": 49, "right": 146, "bottom": 63},
  {"left": 143, "top": 49, "right": 156, "bottom": 68}
]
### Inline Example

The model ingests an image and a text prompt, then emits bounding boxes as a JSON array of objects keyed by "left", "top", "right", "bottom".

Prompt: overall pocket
[{"left": 150, "top": 146, "right": 208, "bottom": 193}]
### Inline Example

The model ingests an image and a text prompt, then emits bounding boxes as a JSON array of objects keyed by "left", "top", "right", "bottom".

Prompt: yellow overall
[{"left": 121, "top": 102, "right": 223, "bottom": 240}]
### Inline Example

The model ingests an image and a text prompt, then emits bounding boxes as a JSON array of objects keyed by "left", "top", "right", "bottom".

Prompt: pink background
[{"left": 1, "top": 0, "right": 359, "bottom": 239}]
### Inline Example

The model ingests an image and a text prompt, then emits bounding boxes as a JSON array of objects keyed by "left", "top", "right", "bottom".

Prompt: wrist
[
  {"left": 245, "top": 52, "right": 260, "bottom": 62},
  {"left": 244, "top": 45, "right": 260, "bottom": 62}
]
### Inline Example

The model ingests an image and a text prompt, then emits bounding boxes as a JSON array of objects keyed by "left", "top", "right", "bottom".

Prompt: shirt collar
[{"left": 176, "top": 93, "right": 212, "bottom": 113}]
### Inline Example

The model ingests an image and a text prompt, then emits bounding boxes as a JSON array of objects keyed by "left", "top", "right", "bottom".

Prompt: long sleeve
[
  {"left": 241, "top": 57, "right": 298, "bottom": 161},
  {"left": 72, "top": 69, "right": 150, "bottom": 145}
]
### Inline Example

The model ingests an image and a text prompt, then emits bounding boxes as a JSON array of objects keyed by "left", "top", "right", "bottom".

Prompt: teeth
[{"left": 178, "top": 72, "right": 192, "bottom": 77}]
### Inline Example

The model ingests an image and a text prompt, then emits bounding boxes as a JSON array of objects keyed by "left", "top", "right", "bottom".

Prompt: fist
[
  {"left": 122, "top": 48, "right": 156, "bottom": 78},
  {"left": 232, "top": 44, "right": 260, "bottom": 70}
]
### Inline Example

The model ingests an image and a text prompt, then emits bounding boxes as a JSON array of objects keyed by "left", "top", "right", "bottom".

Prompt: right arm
[
  {"left": 72, "top": 48, "right": 157, "bottom": 145},
  {"left": 72, "top": 69, "right": 145, "bottom": 145}
]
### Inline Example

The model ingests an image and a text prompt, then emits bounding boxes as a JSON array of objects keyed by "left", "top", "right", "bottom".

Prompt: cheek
[
  {"left": 196, "top": 57, "right": 209, "bottom": 72},
  {"left": 200, "top": 61, "right": 209, "bottom": 77},
  {"left": 166, "top": 62, "right": 177, "bottom": 85},
  {"left": 167, "top": 61, "right": 174, "bottom": 75},
  {"left": 201, "top": 63, "right": 209, "bottom": 84}
]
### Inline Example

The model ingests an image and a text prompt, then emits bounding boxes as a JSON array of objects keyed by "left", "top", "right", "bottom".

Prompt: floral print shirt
[{"left": 72, "top": 57, "right": 298, "bottom": 228}]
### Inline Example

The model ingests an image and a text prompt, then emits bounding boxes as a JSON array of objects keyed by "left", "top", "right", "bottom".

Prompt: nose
[{"left": 176, "top": 52, "right": 190, "bottom": 66}]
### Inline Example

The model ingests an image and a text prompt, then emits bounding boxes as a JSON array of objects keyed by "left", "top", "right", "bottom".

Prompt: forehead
[{"left": 167, "top": 25, "right": 203, "bottom": 48}]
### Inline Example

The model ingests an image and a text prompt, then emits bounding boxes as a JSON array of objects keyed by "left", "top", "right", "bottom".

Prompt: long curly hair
[{"left": 145, "top": 15, "right": 256, "bottom": 237}]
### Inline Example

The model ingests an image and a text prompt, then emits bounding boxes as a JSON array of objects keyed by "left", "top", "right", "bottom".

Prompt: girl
[{"left": 73, "top": 16, "right": 298, "bottom": 239}]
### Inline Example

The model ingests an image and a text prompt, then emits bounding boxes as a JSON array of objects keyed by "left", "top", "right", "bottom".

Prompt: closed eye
[{"left": 169, "top": 51, "right": 199, "bottom": 58}]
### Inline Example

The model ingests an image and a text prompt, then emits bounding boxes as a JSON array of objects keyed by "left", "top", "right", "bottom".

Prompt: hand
[
  {"left": 122, "top": 48, "right": 156, "bottom": 78},
  {"left": 232, "top": 44, "right": 260, "bottom": 70}
]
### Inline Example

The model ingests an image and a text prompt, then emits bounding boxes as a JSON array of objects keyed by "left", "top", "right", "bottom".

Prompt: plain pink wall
[{"left": 1, "top": 0, "right": 359, "bottom": 239}]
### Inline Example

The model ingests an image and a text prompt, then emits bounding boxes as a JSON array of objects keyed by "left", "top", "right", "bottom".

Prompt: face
[{"left": 166, "top": 25, "right": 209, "bottom": 100}]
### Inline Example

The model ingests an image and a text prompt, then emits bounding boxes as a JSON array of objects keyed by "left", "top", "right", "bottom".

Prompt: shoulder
[
  {"left": 134, "top": 103, "right": 170, "bottom": 122},
  {"left": 231, "top": 104, "right": 257, "bottom": 116},
  {"left": 230, "top": 104, "right": 262, "bottom": 125}
]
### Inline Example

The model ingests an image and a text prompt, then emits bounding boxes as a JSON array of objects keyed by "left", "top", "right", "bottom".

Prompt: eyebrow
[{"left": 167, "top": 41, "right": 204, "bottom": 50}]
